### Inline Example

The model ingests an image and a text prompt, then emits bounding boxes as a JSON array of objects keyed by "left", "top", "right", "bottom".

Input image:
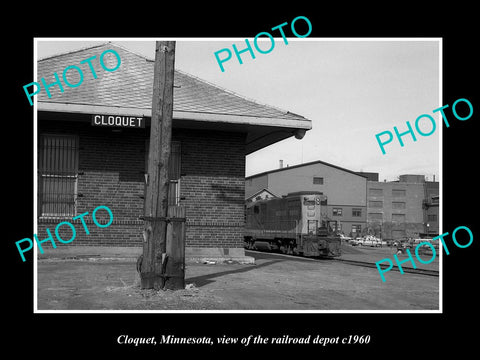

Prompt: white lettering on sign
[{"left": 91, "top": 115, "right": 145, "bottom": 128}]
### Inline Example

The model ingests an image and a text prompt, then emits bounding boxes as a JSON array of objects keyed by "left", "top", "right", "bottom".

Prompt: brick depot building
[{"left": 36, "top": 43, "right": 311, "bottom": 262}]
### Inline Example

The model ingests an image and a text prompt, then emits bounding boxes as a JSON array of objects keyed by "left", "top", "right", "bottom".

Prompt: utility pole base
[
  {"left": 140, "top": 272, "right": 165, "bottom": 290},
  {"left": 164, "top": 275, "right": 185, "bottom": 290}
]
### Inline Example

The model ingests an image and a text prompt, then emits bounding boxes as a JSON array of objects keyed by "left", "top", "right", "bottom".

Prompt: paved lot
[
  {"left": 36, "top": 246, "right": 439, "bottom": 311},
  {"left": 338, "top": 243, "right": 440, "bottom": 271}
]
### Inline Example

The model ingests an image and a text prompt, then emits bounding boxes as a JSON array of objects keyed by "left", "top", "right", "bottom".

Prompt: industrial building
[
  {"left": 366, "top": 174, "right": 439, "bottom": 240},
  {"left": 246, "top": 162, "right": 440, "bottom": 241},
  {"left": 245, "top": 160, "right": 368, "bottom": 236},
  {"left": 36, "top": 43, "right": 312, "bottom": 262}
]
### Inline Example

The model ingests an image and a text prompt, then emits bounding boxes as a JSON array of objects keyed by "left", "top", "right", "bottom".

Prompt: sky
[{"left": 36, "top": 38, "right": 440, "bottom": 182}]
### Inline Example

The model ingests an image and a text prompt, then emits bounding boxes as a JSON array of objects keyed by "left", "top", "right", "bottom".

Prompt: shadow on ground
[{"left": 187, "top": 260, "right": 283, "bottom": 287}]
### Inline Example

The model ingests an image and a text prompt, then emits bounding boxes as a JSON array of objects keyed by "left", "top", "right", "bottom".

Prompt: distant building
[
  {"left": 245, "top": 160, "right": 367, "bottom": 236},
  {"left": 424, "top": 182, "right": 439, "bottom": 236},
  {"left": 366, "top": 174, "right": 439, "bottom": 240},
  {"left": 245, "top": 188, "right": 278, "bottom": 204},
  {"left": 356, "top": 172, "right": 379, "bottom": 182}
]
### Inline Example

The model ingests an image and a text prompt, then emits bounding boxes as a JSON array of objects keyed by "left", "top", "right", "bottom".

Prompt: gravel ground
[{"left": 36, "top": 246, "right": 439, "bottom": 311}]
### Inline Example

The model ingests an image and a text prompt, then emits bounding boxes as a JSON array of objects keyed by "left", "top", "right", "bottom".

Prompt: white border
[
  {"left": 33, "top": 39, "right": 39, "bottom": 312},
  {"left": 33, "top": 37, "right": 442, "bottom": 314},
  {"left": 438, "top": 38, "right": 443, "bottom": 313}
]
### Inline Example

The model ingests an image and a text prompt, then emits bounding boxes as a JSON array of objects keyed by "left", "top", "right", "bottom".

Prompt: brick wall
[
  {"left": 175, "top": 129, "right": 246, "bottom": 249},
  {"left": 37, "top": 119, "right": 246, "bottom": 249}
]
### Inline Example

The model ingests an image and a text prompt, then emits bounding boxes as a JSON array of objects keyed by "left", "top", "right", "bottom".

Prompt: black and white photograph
[
  {"left": 6, "top": 9, "right": 478, "bottom": 357},
  {"left": 32, "top": 38, "right": 441, "bottom": 312}
]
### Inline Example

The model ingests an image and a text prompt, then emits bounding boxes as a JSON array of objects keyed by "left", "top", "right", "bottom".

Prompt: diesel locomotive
[{"left": 244, "top": 191, "right": 341, "bottom": 258}]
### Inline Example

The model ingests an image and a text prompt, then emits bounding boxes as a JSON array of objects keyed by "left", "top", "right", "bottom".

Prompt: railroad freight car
[{"left": 244, "top": 191, "right": 341, "bottom": 257}]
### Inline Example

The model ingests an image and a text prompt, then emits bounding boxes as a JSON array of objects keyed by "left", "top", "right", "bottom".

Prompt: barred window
[{"left": 38, "top": 134, "right": 79, "bottom": 217}]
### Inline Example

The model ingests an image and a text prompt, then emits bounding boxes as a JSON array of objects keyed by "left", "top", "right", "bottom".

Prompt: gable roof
[
  {"left": 36, "top": 42, "right": 310, "bottom": 126},
  {"left": 245, "top": 188, "right": 279, "bottom": 201},
  {"left": 246, "top": 159, "right": 368, "bottom": 180}
]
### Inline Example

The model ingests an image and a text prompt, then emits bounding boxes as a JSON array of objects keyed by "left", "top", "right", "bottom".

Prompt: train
[{"left": 244, "top": 191, "right": 341, "bottom": 258}]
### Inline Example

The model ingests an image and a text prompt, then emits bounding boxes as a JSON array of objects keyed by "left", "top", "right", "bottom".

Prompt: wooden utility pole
[{"left": 140, "top": 41, "right": 177, "bottom": 290}]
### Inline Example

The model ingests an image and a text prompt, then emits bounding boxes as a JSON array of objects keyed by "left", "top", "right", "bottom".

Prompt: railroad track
[
  {"left": 333, "top": 258, "right": 440, "bottom": 277},
  {"left": 246, "top": 249, "right": 440, "bottom": 277}
]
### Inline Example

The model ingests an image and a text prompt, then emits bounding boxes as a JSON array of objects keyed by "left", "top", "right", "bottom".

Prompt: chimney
[{"left": 279, "top": 160, "right": 283, "bottom": 169}]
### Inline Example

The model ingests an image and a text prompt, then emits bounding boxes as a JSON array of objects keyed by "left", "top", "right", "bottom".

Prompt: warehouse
[
  {"left": 366, "top": 174, "right": 439, "bottom": 240},
  {"left": 36, "top": 42, "right": 311, "bottom": 263},
  {"left": 245, "top": 160, "right": 368, "bottom": 236}
]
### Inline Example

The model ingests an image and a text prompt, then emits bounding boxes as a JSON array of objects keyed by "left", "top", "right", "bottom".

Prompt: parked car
[
  {"left": 370, "top": 238, "right": 387, "bottom": 247},
  {"left": 362, "top": 238, "right": 373, "bottom": 246},
  {"left": 349, "top": 238, "right": 361, "bottom": 246},
  {"left": 412, "top": 238, "right": 438, "bottom": 251},
  {"left": 358, "top": 235, "right": 385, "bottom": 247},
  {"left": 339, "top": 234, "right": 352, "bottom": 242}
]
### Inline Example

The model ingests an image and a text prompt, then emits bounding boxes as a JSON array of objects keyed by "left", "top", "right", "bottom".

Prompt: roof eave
[
  {"left": 37, "top": 101, "right": 311, "bottom": 129},
  {"left": 37, "top": 102, "right": 312, "bottom": 154}
]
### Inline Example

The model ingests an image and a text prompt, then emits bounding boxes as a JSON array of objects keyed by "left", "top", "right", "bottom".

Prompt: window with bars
[{"left": 38, "top": 134, "right": 79, "bottom": 217}]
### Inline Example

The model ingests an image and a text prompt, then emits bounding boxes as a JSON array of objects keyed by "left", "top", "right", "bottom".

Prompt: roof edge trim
[
  {"left": 37, "top": 102, "right": 312, "bottom": 129},
  {"left": 246, "top": 160, "right": 366, "bottom": 180}
]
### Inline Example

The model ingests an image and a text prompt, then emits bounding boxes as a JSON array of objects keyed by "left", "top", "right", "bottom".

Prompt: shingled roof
[{"left": 37, "top": 42, "right": 312, "bottom": 153}]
